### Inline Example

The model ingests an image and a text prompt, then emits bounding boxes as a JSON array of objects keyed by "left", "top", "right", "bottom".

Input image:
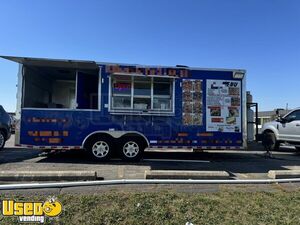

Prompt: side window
[
  {"left": 285, "top": 110, "right": 300, "bottom": 121},
  {"left": 133, "top": 77, "right": 151, "bottom": 110},
  {"left": 153, "top": 78, "right": 172, "bottom": 111},
  {"left": 295, "top": 111, "right": 300, "bottom": 120},
  {"left": 110, "top": 75, "right": 174, "bottom": 112},
  {"left": 111, "top": 76, "right": 132, "bottom": 109}
]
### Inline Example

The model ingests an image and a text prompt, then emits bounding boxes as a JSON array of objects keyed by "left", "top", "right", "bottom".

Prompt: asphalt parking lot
[{"left": 1, "top": 135, "right": 300, "bottom": 182}]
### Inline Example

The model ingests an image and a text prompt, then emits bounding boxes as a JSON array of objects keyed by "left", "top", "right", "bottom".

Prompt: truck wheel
[
  {"left": 295, "top": 147, "right": 300, "bottom": 151},
  {"left": 0, "top": 131, "right": 6, "bottom": 150},
  {"left": 86, "top": 136, "right": 114, "bottom": 161},
  {"left": 119, "top": 137, "right": 145, "bottom": 162},
  {"left": 273, "top": 142, "right": 280, "bottom": 151},
  {"left": 262, "top": 132, "right": 280, "bottom": 151}
]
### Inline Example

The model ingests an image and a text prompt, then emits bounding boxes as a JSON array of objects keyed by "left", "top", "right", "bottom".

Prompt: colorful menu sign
[
  {"left": 182, "top": 79, "right": 203, "bottom": 126},
  {"left": 206, "top": 80, "right": 241, "bottom": 132}
]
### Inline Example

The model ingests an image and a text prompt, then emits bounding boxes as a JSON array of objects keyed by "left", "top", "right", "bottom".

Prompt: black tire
[
  {"left": 296, "top": 147, "right": 300, "bottom": 151},
  {"left": 0, "top": 131, "right": 6, "bottom": 150},
  {"left": 273, "top": 142, "right": 280, "bottom": 151},
  {"left": 262, "top": 132, "right": 280, "bottom": 151},
  {"left": 119, "top": 137, "right": 146, "bottom": 162},
  {"left": 85, "top": 136, "right": 114, "bottom": 161}
]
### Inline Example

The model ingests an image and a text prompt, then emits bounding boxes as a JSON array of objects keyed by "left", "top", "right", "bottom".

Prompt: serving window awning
[{"left": 0, "top": 56, "right": 99, "bottom": 70}]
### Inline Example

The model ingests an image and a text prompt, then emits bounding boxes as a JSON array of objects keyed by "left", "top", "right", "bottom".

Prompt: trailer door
[{"left": 76, "top": 70, "right": 100, "bottom": 110}]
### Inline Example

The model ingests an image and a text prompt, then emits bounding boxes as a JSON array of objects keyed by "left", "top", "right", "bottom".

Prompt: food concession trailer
[{"left": 1, "top": 56, "right": 247, "bottom": 161}]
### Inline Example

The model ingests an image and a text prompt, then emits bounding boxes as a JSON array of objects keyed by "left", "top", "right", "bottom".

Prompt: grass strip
[{"left": 0, "top": 190, "right": 299, "bottom": 225}]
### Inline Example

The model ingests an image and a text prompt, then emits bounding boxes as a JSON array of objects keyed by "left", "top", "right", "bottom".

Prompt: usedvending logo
[{"left": 1, "top": 197, "right": 62, "bottom": 223}]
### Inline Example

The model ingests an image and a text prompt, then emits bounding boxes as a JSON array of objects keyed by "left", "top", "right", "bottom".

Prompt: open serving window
[
  {"left": 110, "top": 74, "right": 175, "bottom": 114},
  {"left": 23, "top": 66, "right": 77, "bottom": 109},
  {"left": 22, "top": 65, "right": 100, "bottom": 110}
]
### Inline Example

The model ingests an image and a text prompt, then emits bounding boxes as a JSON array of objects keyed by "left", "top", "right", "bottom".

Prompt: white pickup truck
[{"left": 260, "top": 108, "right": 300, "bottom": 151}]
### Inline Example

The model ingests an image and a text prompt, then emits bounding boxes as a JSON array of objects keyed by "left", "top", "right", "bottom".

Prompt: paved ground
[{"left": 1, "top": 135, "right": 300, "bottom": 182}]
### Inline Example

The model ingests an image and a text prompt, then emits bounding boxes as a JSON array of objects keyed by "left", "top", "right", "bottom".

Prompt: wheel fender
[
  {"left": 82, "top": 131, "right": 149, "bottom": 149},
  {"left": 262, "top": 126, "right": 279, "bottom": 140}
]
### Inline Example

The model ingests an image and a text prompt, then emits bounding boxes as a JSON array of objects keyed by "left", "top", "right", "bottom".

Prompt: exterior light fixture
[{"left": 233, "top": 71, "right": 245, "bottom": 79}]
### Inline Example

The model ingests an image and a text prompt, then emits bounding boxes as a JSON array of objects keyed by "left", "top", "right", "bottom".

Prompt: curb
[
  {"left": 0, "top": 171, "right": 100, "bottom": 181},
  {"left": 145, "top": 170, "right": 231, "bottom": 180},
  {"left": 268, "top": 170, "right": 300, "bottom": 179}
]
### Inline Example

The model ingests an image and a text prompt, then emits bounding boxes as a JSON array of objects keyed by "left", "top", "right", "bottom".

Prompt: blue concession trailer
[{"left": 2, "top": 56, "right": 247, "bottom": 161}]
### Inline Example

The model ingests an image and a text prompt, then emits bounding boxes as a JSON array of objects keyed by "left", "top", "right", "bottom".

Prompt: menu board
[
  {"left": 182, "top": 79, "right": 203, "bottom": 126},
  {"left": 206, "top": 80, "right": 241, "bottom": 132}
]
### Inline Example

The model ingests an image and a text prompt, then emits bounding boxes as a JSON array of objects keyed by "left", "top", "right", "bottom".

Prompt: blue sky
[{"left": 0, "top": 0, "right": 299, "bottom": 112}]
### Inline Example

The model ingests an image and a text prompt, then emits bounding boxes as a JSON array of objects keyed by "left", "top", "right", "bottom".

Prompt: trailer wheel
[
  {"left": 119, "top": 137, "right": 145, "bottom": 162},
  {"left": 86, "top": 136, "right": 114, "bottom": 161},
  {"left": 0, "top": 131, "right": 6, "bottom": 150}
]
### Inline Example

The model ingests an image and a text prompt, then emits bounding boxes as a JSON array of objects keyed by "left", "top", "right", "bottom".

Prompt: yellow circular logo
[{"left": 42, "top": 200, "right": 62, "bottom": 217}]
